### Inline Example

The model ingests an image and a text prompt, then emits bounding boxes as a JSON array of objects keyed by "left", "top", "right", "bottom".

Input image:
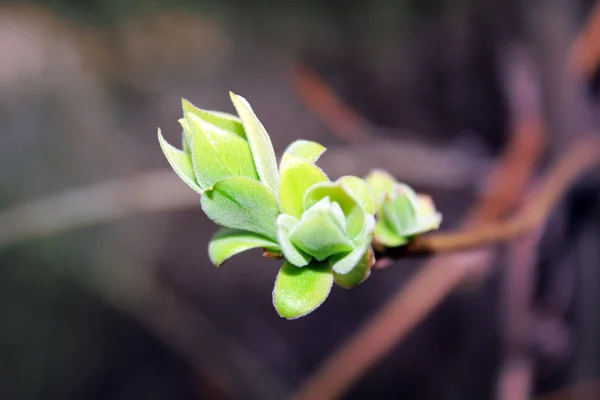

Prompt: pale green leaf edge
[
  {"left": 208, "top": 228, "right": 279, "bottom": 267},
  {"left": 276, "top": 215, "right": 312, "bottom": 267},
  {"left": 283, "top": 140, "right": 326, "bottom": 164},
  {"left": 158, "top": 129, "right": 203, "bottom": 194},
  {"left": 272, "top": 260, "right": 334, "bottom": 320},
  {"left": 201, "top": 176, "right": 280, "bottom": 240},
  {"left": 230, "top": 92, "right": 280, "bottom": 191}
]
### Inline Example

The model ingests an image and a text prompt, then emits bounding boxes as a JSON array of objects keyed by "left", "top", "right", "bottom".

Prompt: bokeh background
[{"left": 1, "top": 0, "right": 600, "bottom": 399}]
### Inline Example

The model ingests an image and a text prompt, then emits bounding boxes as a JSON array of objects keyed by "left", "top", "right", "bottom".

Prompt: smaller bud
[{"left": 366, "top": 170, "right": 442, "bottom": 248}]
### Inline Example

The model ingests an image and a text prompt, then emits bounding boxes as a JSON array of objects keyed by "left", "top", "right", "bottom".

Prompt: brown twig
[{"left": 402, "top": 138, "right": 600, "bottom": 255}]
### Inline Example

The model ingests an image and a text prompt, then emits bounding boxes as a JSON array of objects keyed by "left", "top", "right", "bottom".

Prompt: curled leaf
[
  {"left": 381, "top": 193, "right": 416, "bottom": 234},
  {"left": 182, "top": 99, "right": 246, "bottom": 139},
  {"left": 230, "top": 92, "right": 279, "bottom": 191},
  {"left": 209, "top": 228, "right": 279, "bottom": 267},
  {"left": 279, "top": 153, "right": 328, "bottom": 219},
  {"left": 201, "top": 176, "right": 280, "bottom": 239},
  {"left": 373, "top": 220, "right": 410, "bottom": 247},
  {"left": 276, "top": 215, "right": 312, "bottom": 267},
  {"left": 339, "top": 176, "right": 377, "bottom": 215},
  {"left": 330, "top": 214, "right": 375, "bottom": 274},
  {"left": 178, "top": 118, "right": 192, "bottom": 153},
  {"left": 365, "top": 169, "right": 396, "bottom": 203},
  {"left": 304, "top": 181, "right": 364, "bottom": 239},
  {"left": 158, "top": 129, "right": 203, "bottom": 194},
  {"left": 289, "top": 197, "right": 353, "bottom": 261},
  {"left": 283, "top": 140, "right": 326, "bottom": 163},
  {"left": 334, "top": 247, "right": 374, "bottom": 289},
  {"left": 272, "top": 260, "right": 334, "bottom": 319},
  {"left": 188, "top": 113, "right": 258, "bottom": 190}
]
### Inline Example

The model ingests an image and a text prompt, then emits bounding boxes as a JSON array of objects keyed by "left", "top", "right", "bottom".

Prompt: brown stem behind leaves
[{"left": 405, "top": 138, "right": 600, "bottom": 255}]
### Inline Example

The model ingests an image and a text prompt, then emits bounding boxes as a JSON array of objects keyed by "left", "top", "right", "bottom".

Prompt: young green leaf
[
  {"left": 157, "top": 129, "right": 203, "bottom": 194},
  {"left": 276, "top": 215, "right": 312, "bottom": 267},
  {"left": 208, "top": 228, "right": 279, "bottom": 267},
  {"left": 304, "top": 181, "right": 364, "bottom": 239},
  {"left": 339, "top": 176, "right": 377, "bottom": 215},
  {"left": 230, "top": 92, "right": 279, "bottom": 191},
  {"left": 289, "top": 197, "right": 353, "bottom": 261},
  {"left": 179, "top": 116, "right": 192, "bottom": 145},
  {"left": 182, "top": 99, "right": 246, "bottom": 139},
  {"left": 283, "top": 140, "right": 326, "bottom": 163},
  {"left": 188, "top": 113, "right": 258, "bottom": 190},
  {"left": 400, "top": 214, "right": 443, "bottom": 236},
  {"left": 178, "top": 118, "right": 192, "bottom": 153},
  {"left": 334, "top": 247, "right": 374, "bottom": 289},
  {"left": 365, "top": 169, "right": 396, "bottom": 202},
  {"left": 330, "top": 213, "right": 375, "bottom": 274},
  {"left": 201, "top": 176, "right": 280, "bottom": 240},
  {"left": 272, "top": 260, "right": 334, "bottom": 319},
  {"left": 279, "top": 153, "right": 328, "bottom": 219},
  {"left": 380, "top": 194, "right": 413, "bottom": 234},
  {"left": 374, "top": 220, "right": 409, "bottom": 247}
]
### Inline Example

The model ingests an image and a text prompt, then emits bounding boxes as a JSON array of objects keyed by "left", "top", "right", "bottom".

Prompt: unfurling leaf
[
  {"left": 330, "top": 213, "right": 375, "bottom": 274},
  {"left": 289, "top": 197, "right": 353, "bottom": 261},
  {"left": 209, "top": 228, "right": 279, "bottom": 267},
  {"left": 283, "top": 140, "right": 326, "bottom": 163},
  {"left": 187, "top": 113, "right": 258, "bottom": 190},
  {"left": 334, "top": 247, "right": 374, "bottom": 288},
  {"left": 201, "top": 176, "right": 279, "bottom": 240},
  {"left": 182, "top": 99, "right": 246, "bottom": 139},
  {"left": 279, "top": 153, "right": 328, "bottom": 219},
  {"left": 304, "top": 181, "right": 365, "bottom": 239},
  {"left": 273, "top": 260, "right": 334, "bottom": 319},
  {"left": 367, "top": 171, "right": 443, "bottom": 247},
  {"left": 339, "top": 176, "right": 377, "bottom": 215},
  {"left": 276, "top": 214, "right": 312, "bottom": 267},
  {"left": 230, "top": 92, "right": 279, "bottom": 191},
  {"left": 158, "top": 129, "right": 203, "bottom": 194},
  {"left": 374, "top": 220, "right": 409, "bottom": 247},
  {"left": 365, "top": 169, "right": 395, "bottom": 202}
]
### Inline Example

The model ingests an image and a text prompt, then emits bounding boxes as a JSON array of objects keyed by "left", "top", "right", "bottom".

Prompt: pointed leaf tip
[
  {"left": 283, "top": 140, "right": 326, "bottom": 164},
  {"left": 279, "top": 154, "right": 328, "bottom": 219},
  {"left": 157, "top": 128, "right": 203, "bottom": 194},
  {"left": 187, "top": 112, "right": 258, "bottom": 189},
  {"left": 230, "top": 92, "right": 279, "bottom": 191}
]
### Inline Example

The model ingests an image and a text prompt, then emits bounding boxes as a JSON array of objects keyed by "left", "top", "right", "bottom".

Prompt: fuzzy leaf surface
[
  {"left": 158, "top": 129, "right": 202, "bottom": 194},
  {"left": 230, "top": 92, "right": 279, "bottom": 191},
  {"left": 208, "top": 228, "right": 279, "bottom": 267},
  {"left": 272, "top": 260, "right": 333, "bottom": 319},
  {"left": 283, "top": 140, "right": 326, "bottom": 163},
  {"left": 279, "top": 154, "right": 328, "bottom": 219},
  {"left": 201, "top": 176, "right": 279, "bottom": 239}
]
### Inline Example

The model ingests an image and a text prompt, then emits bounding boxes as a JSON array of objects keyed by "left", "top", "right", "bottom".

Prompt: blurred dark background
[{"left": 1, "top": 0, "right": 600, "bottom": 399}]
